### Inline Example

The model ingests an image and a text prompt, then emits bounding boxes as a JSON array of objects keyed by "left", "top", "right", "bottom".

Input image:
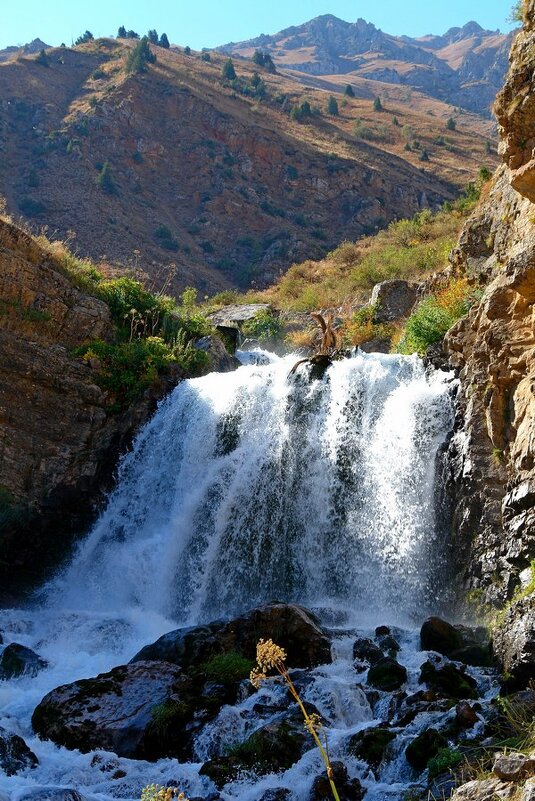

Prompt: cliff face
[
  {"left": 442, "top": 2, "right": 535, "bottom": 683},
  {"left": 0, "top": 218, "right": 187, "bottom": 593}
]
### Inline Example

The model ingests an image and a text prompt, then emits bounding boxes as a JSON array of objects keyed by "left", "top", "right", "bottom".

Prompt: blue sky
[{"left": 1, "top": 1, "right": 516, "bottom": 51}]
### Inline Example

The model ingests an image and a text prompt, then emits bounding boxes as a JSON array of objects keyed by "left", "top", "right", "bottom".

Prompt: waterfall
[{"left": 49, "top": 350, "right": 455, "bottom": 626}]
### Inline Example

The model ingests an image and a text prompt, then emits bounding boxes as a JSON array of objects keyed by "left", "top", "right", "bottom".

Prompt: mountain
[
  {"left": 0, "top": 38, "right": 50, "bottom": 63},
  {"left": 0, "top": 38, "right": 496, "bottom": 294},
  {"left": 219, "top": 16, "right": 515, "bottom": 117}
]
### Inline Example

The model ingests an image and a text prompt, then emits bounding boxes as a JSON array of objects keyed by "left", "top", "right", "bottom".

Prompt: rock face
[
  {"left": 0, "top": 217, "right": 189, "bottom": 593},
  {"left": 492, "top": 594, "right": 535, "bottom": 690},
  {"left": 442, "top": 4, "right": 535, "bottom": 687},
  {"left": 132, "top": 602, "right": 332, "bottom": 669},
  {"left": 0, "top": 725, "right": 38, "bottom": 776},
  {"left": 369, "top": 279, "right": 419, "bottom": 322}
]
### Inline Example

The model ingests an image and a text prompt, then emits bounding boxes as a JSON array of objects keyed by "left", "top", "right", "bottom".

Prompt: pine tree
[
  {"left": 373, "top": 96, "right": 383, "bottom": 112},
  {"left": 74, "top": 30, "right": 94, "bottom": 46},
  {"left": 344, "top": 84, "right": 355, "bottom": 97},
  {"left": 36, "top": 49, "right": 50, "bottom": 67},
  {"left": 446, "top": 117, "right": 456, "bottom": 131},
  {"left": 125, "top": 37, "right": 156, "bottom": 74},
  {"left": 126, "top": 30, "right": 140, "bottom": 39},
  {"left": 222, "top": 58, "right": 236, "bottom": 81},
  {"left": 184, "top": 45, "right": 191, "bottom": 55},
  {"left": 147, "top": 29, "right": 159, "bottom": 44},
  {"left": 327, "top": 95, "right": 339, "bottom": 116},
  {"left": 159, "top": 33, "right": 170, "bottom": 49},
  {"left": 117, "top": 26, "right": 126, "bottom": 38}
]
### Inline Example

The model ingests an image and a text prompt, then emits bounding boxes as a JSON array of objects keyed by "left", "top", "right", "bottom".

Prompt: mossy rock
[
  {"left": 419, "top": 661, "right": 478, "bottom": 700},
  {"left": 405, "top": 728, "right": 447, "bottom": 771},
  {"left": 367, "top": 657, "right": 407, "bottom": 691},
  {"left": 347, "top": 726, "right": 396, "bottom": 769}
]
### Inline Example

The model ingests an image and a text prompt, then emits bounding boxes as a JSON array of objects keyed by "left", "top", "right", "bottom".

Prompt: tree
[
  {"left": 508, "top": 1, "right": 523, "bottom": 23},
  {"left": 147, "top": 29, "right": 159, "bottom": 44},
  {"left": 446, "top": 117, "right": 456, "bottom": 131},
  {"left": 159, "top": 33, "right": 170, "bottom": 49},
  {"left": 125, "top": 37, "right": 156, "bottom": 74},
  {"left": 420, "top": 149, "right": 430, "bottom": 162},
  {"left": 222, "top": 58, "right": 236, "bottom": 80},
  {"left": 184, "top": 45, "right": 191, "bottom": 55},
  {"left": 373, "top": 96, "right": 383, "bottom": 112},
  {"left": 392, "top": 116, "right": 400, "bottom": 126},
  {"left": 74, "top": 30, "right": 94, "bottom": 46},
  {"left": 252, "top": 49, "right": 276, "bottom": 73},
  {"left": 35, "top": 49, "right": 50, "bottom": 67},
  {"left": 344, "top": 84, "right": 355, "bottom": 97},
  {"left": 117, "top": 26, "right": 127, "bottom": 38},
  {"left": 96, "top": 161, "right": 117, "bottom": 194},
  {"left": 126, "top": 30, "right": 140, "bottom": 39},
  {"left": 290, "top": 100, "right": 312, "bottom": 122},
  {"left": 485, "top": 139, "right": 493, "bottom": 154},
  {"left": 327, "top": 95, "right": 339, "bottom": 116}
]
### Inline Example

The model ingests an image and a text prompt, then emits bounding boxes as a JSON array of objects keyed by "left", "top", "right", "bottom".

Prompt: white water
[{"left": 0, "top": 350, "right": 480, "bottom": 801}]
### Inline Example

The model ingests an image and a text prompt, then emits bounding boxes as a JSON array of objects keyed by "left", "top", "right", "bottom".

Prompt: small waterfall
[{"left": 49, "top": 350, "right": 456, "bottom": 625}]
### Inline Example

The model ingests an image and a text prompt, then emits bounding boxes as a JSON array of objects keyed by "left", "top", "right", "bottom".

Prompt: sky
[{"left": 0, "top": 0, "right": 516, "bottom": 51}]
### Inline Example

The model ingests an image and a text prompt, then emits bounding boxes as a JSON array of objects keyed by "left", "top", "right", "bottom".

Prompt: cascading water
[{"left": 0, "top": 351, "right": 496, "bottom": 801}]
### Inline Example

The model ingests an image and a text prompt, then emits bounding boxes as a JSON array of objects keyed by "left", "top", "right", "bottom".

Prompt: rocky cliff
[
  {"left": 0, "top": 218, "right": 191, "bottom": 594},
  {"left": 442, "top": 1, "right": 535, "bottom": 686}
]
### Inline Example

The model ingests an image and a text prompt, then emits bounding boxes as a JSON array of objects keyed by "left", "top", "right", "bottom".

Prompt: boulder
[
  {"left": 193, "top": 335, "right": 240, "bottom": 372},
  {"left": 370, "top": 279, "right": 419, "bottom": 323},
  {"left": 14, "top": 791, "right": 88, "bottom": 801},
  {"left": 132, "top": 603, "right": 332, "bottom": 670},
  {"left": 259, "top": 791, "right": 292, "bottom": 801},
  {"left": 0, "top": 725, "right": 38, "bottom": 775},
  {"left": 522, "top": 779, "right": 535, "bottom": 801},
  {"left": 352, "top": 637, "right": 384, "bottom": 667},
  {"left": 420, "top": 618, "right": 493, "bottom": 667},
  {"left": 367, "top": 657, "right": 408, "bottom": 691},
  {"left": 492, "top": 594, "right": 535, "bottom": 690},
  {"left": 0, "top": 643, "right": 48, "bottom": 679},
  {"left": 347, "top": 725, "right": 396, "bottom": 770},
  {"left": 455, "top": 701, "right": 479, "bottom": 728},
  {"left": 492, "top": 752, "right": 535, "bottom": 782},
  {"left": 309, "top": 761, "right": 364, "bottom": 801},
  {"left": 419, "top": 661, "right": 478, "bottom": 700},
  {"left": 450, "top": 778, "right": 516, "bottom": 800},
  {"left": 405, "top": 728, "right": 448, "bottom": 771},
  {"left": 32, "top": 660, "right": 204, "bottom": 760}
]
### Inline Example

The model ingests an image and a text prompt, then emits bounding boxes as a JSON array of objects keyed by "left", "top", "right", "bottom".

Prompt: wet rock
[
  {"left": 456, "top": 701, "right": 479, "bottom": 728},
  {"left": 347, "top": 725, "right": 396, "bottom": 770},
  {"left": 14, "top": 791, "right": 88, "bottom": 801},
  {"left": 376, "top": 633, "right": 401, "bottom": 656},
  {"left": 420, "top": 618, "right": 492, "bottom": 666},
  {"left": 194, "top": 335, "right": 240, "bottom": 372},
  {"left": 309, "top": 761, "right": 364, "bottom": 801},
  {"left": 0, "top": 643, "right": 48, "bottom": 679},
  {"left": 419, "top": 660, "right": 478, "bottom": 700},
  {"left": 375, "top": 625, "right": 391, "bottom": 637},
  {"left": 259, "top": 789, "right": 292, "bottom": 801},
  {"left": 405, "top": 728, "right": 448, "bottom": 771},
  {"left": 367, "top": 656, "right": 408, "bottom": 691},
  {"left": 352, "top": 637, "right": 384, "bottom": 667},
  {"left": 369, "top": 279, "right": 419, "bottom": 323},
  {"left": 450, "top": 778, "right": 516, "bottom": 800},
  {"left": 492, "top": 752, "right": 535, "bottom": 782},
  {"left": 32, "top": 660, "right": 204, "bottom": 760},
  {"left": 492, "top": 594, "right": 535, "bottom": 690},
  {"left": 132, "top": 602, "right": 332, "bottom": 670},
  {"left": 0, "top": 725, "right": 38, "bottom": 775}
]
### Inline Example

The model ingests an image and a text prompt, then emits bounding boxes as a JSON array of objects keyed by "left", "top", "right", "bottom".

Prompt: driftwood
[{"left": 289, "top": 313, "right": 343, "bottom": 378}]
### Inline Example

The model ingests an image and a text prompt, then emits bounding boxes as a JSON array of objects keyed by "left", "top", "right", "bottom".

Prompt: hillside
[
  {"left": 0, "top": 37, "right": 496, "bottom": 294},
  {"left": 219, "top": 15, "right": 514, "bottom": 117}
]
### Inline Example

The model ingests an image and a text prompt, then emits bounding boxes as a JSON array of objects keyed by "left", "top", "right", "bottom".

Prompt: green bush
[
  {"left": 397, "top": 279, "right": 473, "bottom": 355},
  {"left": 200, "top": 652, "right": 254, "bottom": 684},
  {"left": 96, "top": 162, "right": 117, "bottom": 194},
  {"left": 96, "top": 276, "right": 174, "bottom": 332},
  {"left": 241, "top": 309, "right": 281, "bottom": 341},
  {"left": 427, "top": 748, "right": 463, "bottom": 779},
  {"left": 125, "top": 37, "right": 156, "bottom": 74}
]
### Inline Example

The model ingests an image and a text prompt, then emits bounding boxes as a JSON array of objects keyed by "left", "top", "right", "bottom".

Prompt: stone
[
  {"left": 347, "top": 725, "right": 396, "bottom": 770},
  {"left": 492, "top": 752, "right": 535, "bottom": 782},
  {"left": 0, "top": 643, "right": 48, "bottom": 679},
  {"left": 419, "top": 660, "right": 478, "bottom": 700},
  {"left": 492, "top": 595, "right": 535, "bottom": 690},
  {"left": 455, "top": 701, "right": 479, "bottom": 728},
  {"left": 405, "top": 728, "right": 447, "bottom": 771},
  {"left": 352, "top": 637, "right": 384, "bottom": 667},
  {"left": 521, "top": 779, "right": 535, "bottom": 801},
  {"left": 376, "top": 633, "right": 401, "bottom": 656},
  {"left": 193, "top": 335, "right": 240, "bottom": 372},
  {"left": 32, "top": 660, "right": 204, "bottom": 760},
  {"left": 207, "top": 304, "right": 272, "bottom": 327},
  {"left": 367, "top": 657, "right": 408, "bottom": 691},
  {"left": 259, "top": 791, "right": 292, "bottom": 801},
  {"left": 0, "top": 725, "right": 38, "bottom": 776},
  {"left": 132, "top": 602, "right": 332, "bottom": 670},
  {"left": 450, "top": 778, "right": 516, "bottom": 800},
  {"left": 309, "top": 761, "right": 364, "bottom": 801},
  {"left": 14, "top": 792, "right": 88, "bottom": 801},
  {"left": 369, "top": 279, "right": 419, "bottom": 323},
  {"left": 420, "top": 617, "right": 464, "bottom": 655}
]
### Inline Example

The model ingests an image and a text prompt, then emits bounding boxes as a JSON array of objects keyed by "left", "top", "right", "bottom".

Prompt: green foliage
[
  {"left": 200, "top": 52, "right": 211, "bottom": 62},
  {"left": 153, "top": 224, "right": 178, "bottom": 251},
  {"left": 125, "top": 37, "right": 156, "bottom": 74},
  {"left": 96, "top": 276, "right": 174, "bottom": 332},
  {"left": 508, "top": 1, "right": 524, "bottom": 23},
  {"left": 252, "top": 50, "right": 276, "bottom": 73},
  {"left": 184, "top": 46, "right": 191, "bottom": 55},
  {"left": 373, "top": 96, "right": 383, "bottom": 112},
  {"left": 427, "top": 748, "right": 463, "bottom": 779},
  {"left": 345, "top": 84, "right": 355, "bottom": 97},
  {"left": 126, "top": 30, "right": 140, "bottom": 39},
  {"left": 290, "top": 100, "right": 312, "bottom": 121},
  {"left": 397, "top": 278, "right": 474, "bottom": 355},
  {"left": 35, "top": 49, "right": 50, "bottom": 67},
  {"left": 117, "top": 26, "right": 127, "bottom": 38},
  {"left": 147, "top": 29, "right": 158, "bottom": 44},
  {"left": 446, "top": 116, "right": 457, "bottom": 131},
  {"left": 200, "top": 652, "right": 254, "bottom": 684},
  {"left": 74, "top": 30, "right": 94, "bottom": 46},
  {"left": 92, "top": 68, "right": 105, "bottom": 80},
  {"left": 159, "top": 33, "right": 170, "bottom": 48},
  {"left": 392, "top": 116, "right": 400, "bottom": 126},
  {"left": 222, "top": 58, "right": 237, "bottom": 80},
  {"left": 96, "top": 161, "right": 117, "bottom": 194},
  {"left": 327, "top": 95, "right": 339, "bottom": 116},
  {"left": 241, "top": 309, "right": 281, "bottom": 341},
  {"left": 420, "top": 149, "right": 430, "bottom": 162}
]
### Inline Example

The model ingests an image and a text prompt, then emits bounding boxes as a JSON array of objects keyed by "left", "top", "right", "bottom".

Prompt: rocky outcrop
[
  {"left": 441, "top": 4, "right": 535, "bottom": 687},
  {"left": 0, "top": 217, "right": 207, "bottom": 594}
]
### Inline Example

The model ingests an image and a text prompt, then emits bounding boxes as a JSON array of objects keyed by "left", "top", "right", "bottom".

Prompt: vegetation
[
  {"left": 446, "top": 116, "right": 457, "bottom": 131},
  {"left": 290, "top": 100, "right": 312, "bottom": 121},
  {"left": 222, "top": 58, "right": 237, "bottom": 81},
  {"left": 35, "top": 49, "right": 50, "bottom": 67},
  {"left": 74, "top": 30, "right": 94, "bottom": 46},
  {"left": 397, "top": 278, "right": 476, "bottom": 355},
  {"left": 141, "top": 787, "right": 188, "bottom": 801},
  {"left": 373, "top": 96, "right": 383, "bottom": 112},
  {"left": 125, "top": 37, "right": 157, "bottom": 74},
  {"left": 200, "top": 652, "right": 254, "bottom": 684},
  {"left": 508, "top": 1, "right": 524, "bottom": 23},
  {"left": 95, "top": 161, "right": 117, "bottom": 194},
  {"left": 159, "top": 33, "right": 170, "bottom": 49},
  {"left": 327, "top": 95, "right": 339, "bottom": 116},
  {"left": 345, "top": 84, "right": 355, "bottom": 97},
  {"left": 241, "top": 308, "right": 281, "bottom": 341},
  {"left": 252, "top": 50, "right": 276, "bottom": 73},
  {"left": 427, "top": 747, "right": 463, "bottom": 779}
]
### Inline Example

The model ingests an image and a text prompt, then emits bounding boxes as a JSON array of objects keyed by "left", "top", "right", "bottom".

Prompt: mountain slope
[
  {"left": 0, "top": 38, "right": 496, "bottom": 293},
  {"left": 219, "top": 16, "right": 514, "bottom": 117}
]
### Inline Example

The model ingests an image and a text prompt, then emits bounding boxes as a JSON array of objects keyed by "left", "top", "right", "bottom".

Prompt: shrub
[
  {"left": 200, "top": 652, "right": 254, "bottom": 684},
  {"left": 35, "top": 49, "right": 50, "bottom": 67},
  {"left": 241, "top": 308, "right": 281, "bottom": 341},
  {"left": 74, "top": 30, "right": 94, "bottom": 46},
  {"left": 252, "top": 50, "right": 276, "bottom": 73},
  {"left": 446, "top": 117, "right": 456, "bottom": 131},
  {"left": 397, "top": 278, "right": 474, "bottom": 355},
  {"left": 427, "top": 748, "right": 463, "bottom": 779},
  {"left": 184, "top": 45, "right": 191, "bottom": 55},
  {"left": 96, "top": 276, "right": 173, "bottom": 332},
  {"left": 290, "top": 100, "right": 312, "bottom": 121},
  {"left": 344, "top": 84, "right": 355, "bottom": 97},
  {"left": 327, "top": 95, "right": 339, "bottom": 116},
  {"left": 126, "top": 30, "right": 140, "bottom": 39},
  {"left": 96, "top": 161, "right": 117, "bottom": 194},
  {"left": 373, "top": 96, "right": 383, "bottom": 112},
  {"left": 222, "top": 58, "right": 236, "bottom": 80},
  {"left": 147, "top": 29, "right": 158, "bottom": 44},
  {"left": 200, "top": 52, "right": 211, "bottom": 62},
  {"left": 159, "top": 33, "right": 170, "bottom": 48},
  {"left": 342, "top": 305, "right": 392, "bottom": 348},
  {"left": 117, "top": 26, "right": 127, "bottom": 38}
]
